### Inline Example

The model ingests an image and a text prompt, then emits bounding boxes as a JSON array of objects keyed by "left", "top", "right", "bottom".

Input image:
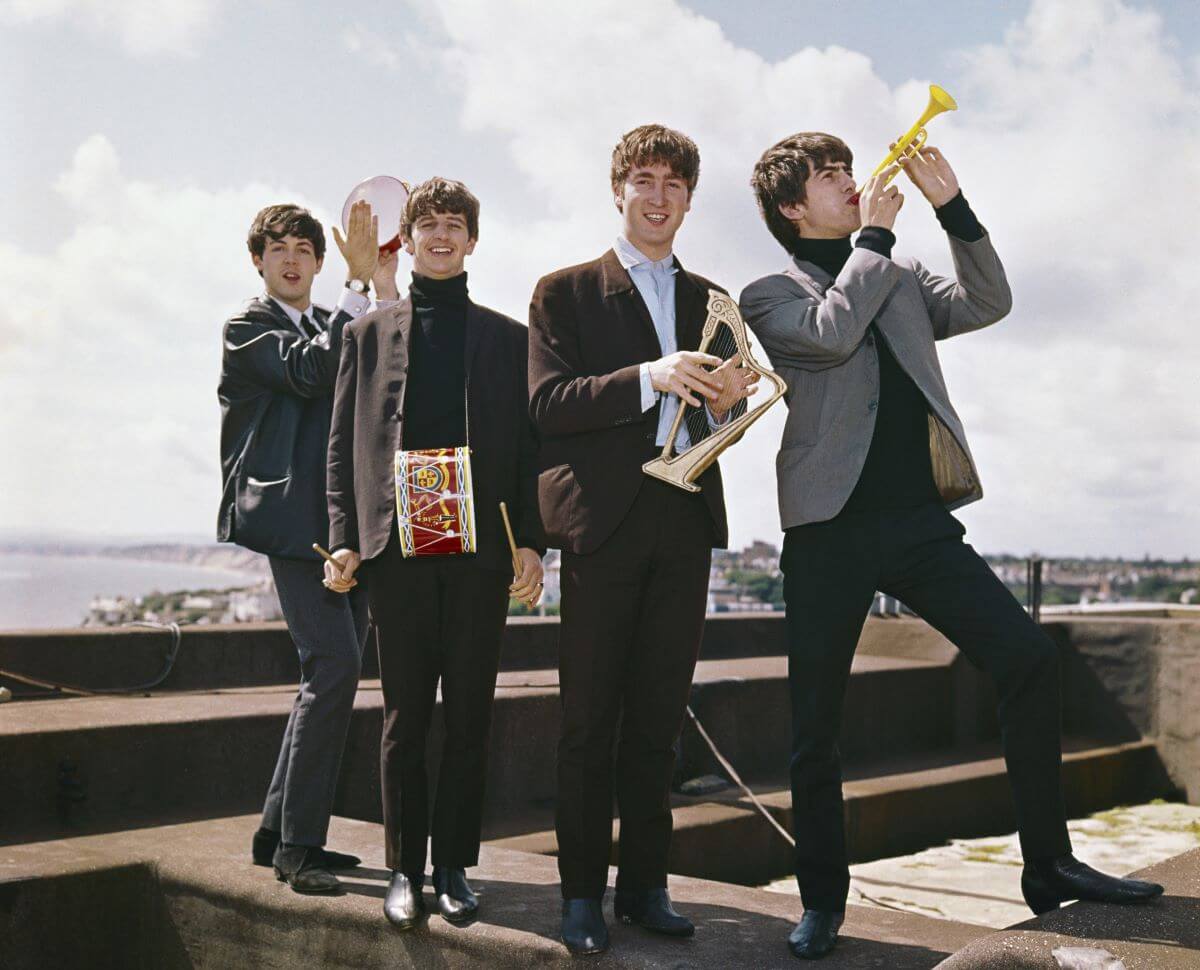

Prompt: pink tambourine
[{"left": 342, "top": 175, "right": 410, "bottom": 254}]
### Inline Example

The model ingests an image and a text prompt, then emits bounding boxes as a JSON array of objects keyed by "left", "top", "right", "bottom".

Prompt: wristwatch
[{"left": 346, "top": 278, "right": 370, "bottom": 295}]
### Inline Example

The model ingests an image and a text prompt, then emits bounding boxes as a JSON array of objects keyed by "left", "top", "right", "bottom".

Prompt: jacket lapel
[
  {"left": 464, "top": 301, "right": 484, "bottom": 379},
  {"left": 672, "top": 258, "right": 707, "bottom": 352},
  {"left": 782, "top": 257, "right": 833, "bottom": 302},
  {"left": 390, "top": 296, "right": 414, "bottom": 370},
  {"left": 599, "top": 248, "right": 662, "bottom": 356}
]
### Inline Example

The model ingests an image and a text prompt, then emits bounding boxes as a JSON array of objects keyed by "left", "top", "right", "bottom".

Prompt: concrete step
[
  {"left": 488, "top": 738, "right": 1175, "bottom": 886},
  {"left": 935, "top": 846, "right": 1200, "bottom": 968},
  {"left": 0, "top": 614, "right": 948, "bottom": 696},
  {"left": 0, "top": 813, "right": 991, "bottom": 970},
  {"left": 2, "top": 651, "right": 956, "bottom": 848}
]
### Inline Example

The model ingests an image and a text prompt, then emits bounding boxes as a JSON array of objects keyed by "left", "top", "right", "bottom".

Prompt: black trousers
[
  {"left": 366, "top": 533, "right": 512, "bottom": 878},
  {"left": 556, "top": 479, "right": 714, "bottom": 900},
  {"left": 782, "top": 502, "right": 1071, "bottom": 911}
]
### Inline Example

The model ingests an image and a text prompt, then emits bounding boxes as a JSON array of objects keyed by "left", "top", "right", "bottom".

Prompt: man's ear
[
  {"left": 465, "top": 237, "right": 477, "bottom": 256},
  {"left": 402, "top": 235, "right": 415, "bottom": 256},
  {"left": 778, "top": 201, "right": 806, "bottom": 223},
  {"left": 251, "top": 253, "right": 264, "bottom": 278},
  {"left": 314, "top": 256, "right": 324, "bottom": 275}
]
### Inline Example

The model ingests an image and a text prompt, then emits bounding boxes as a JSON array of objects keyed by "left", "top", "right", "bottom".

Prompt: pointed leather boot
[
  {"left": 614, "top": 888, "right": 694, "bottom": 937},
  {"left": 1022, "top": 854, "right": 1164, "bottom": 915},
  {"left": 272, "top": 845, "right": 341, "bottom": 895},
  {"left": 433, "top": 866, "right": 479, "bottom": 923},
  {"left": 787, "top": 910, "right": 844, "bottom": 960},
  {"left": 383, "top": 871, "right": 426, "bottom": 930},
  {"left": 561, "top": 898, "right": 609, "bottom": 956}
]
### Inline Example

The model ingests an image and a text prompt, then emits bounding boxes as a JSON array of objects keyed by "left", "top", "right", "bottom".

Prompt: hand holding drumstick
[{"left": 500, "top": 502, "right": 544, "bottom": 608}]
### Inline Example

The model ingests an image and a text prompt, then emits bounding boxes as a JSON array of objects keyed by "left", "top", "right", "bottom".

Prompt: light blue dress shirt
[{"left": 615, "top": 235, "right": 726, "bottom": 450}]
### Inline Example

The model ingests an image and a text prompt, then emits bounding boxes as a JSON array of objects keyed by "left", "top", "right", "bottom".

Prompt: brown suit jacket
[
  {"left": 528, "top": 248, "right": 733, "bottom": 554},
  {"left": 327, "top": 296, "right": 544, "bottom": 570}
]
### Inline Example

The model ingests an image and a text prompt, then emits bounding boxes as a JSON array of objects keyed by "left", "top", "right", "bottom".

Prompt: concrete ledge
[
  {"left": 0, "top": 614, "right": 953, "bottom": 697},
  {"left": 935, "top": 847, "right": 1200, "bottom": 969},
  {"left": 490, "top": 739, "right": 1175, "bottom": 886},
  {"left": 0, "top": 654, "right": 953, "bottom": 849},
  {"left": 0, "top": 814, "right": 990, "bottom": 969}
]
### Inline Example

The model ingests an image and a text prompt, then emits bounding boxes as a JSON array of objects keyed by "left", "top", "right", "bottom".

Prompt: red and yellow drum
[{"left": 394, "top": 447, "right": 477, "bottom": 558}]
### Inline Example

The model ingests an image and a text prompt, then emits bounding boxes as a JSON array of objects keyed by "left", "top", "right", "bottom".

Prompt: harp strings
[{"left": 677, "top": 321, "right": 741, "bottom": 448}]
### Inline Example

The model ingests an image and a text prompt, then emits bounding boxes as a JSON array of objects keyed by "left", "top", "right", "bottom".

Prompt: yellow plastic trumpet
[{"left": 851, "top": 84, "right": 957, "bottom": 203}]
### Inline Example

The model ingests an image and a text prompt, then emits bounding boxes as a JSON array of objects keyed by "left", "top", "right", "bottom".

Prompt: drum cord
[{"left": 0, "top": 621, "right": 183, "bottom": 697}]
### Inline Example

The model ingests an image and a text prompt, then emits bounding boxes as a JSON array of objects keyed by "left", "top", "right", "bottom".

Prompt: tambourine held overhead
[{"left": 342, "top": 175, "right": 411, "bottom": 254}]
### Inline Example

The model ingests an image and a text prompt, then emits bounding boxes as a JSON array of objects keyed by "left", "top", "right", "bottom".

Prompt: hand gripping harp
[
  {"left": 642, "top": 290, "right": 787, "bottom": 493},
  {"left": 850, "top": 84, "right": 957, "bottom": 205}
]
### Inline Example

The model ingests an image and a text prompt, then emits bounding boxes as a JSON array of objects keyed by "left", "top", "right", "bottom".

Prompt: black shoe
[
  {"left": 561, "top": 898, "right": 609, "bottom": 955},
  {"left": 384, "top": 871, "right": 426, "bottom": 930},
  {"left": 1022, "top": 854, "right": 1164, "bottom": 916},
  {"left": 614, "top": 887, "right": 694, "bottom": 937},
  {"left": 433, "top": 866, "right": 479, "bottom": 923},
  {"left": 272, "top": 844, "right": 341, "bottom": 895},
  {"left": 252, "top": 827, "right": 361, "bottom": 870},
  {"left": 252, "top": 826, "right": 279, "bottom": 866},
  {"left": 787, "top": 910, "right": 844, "bottom": 960}
]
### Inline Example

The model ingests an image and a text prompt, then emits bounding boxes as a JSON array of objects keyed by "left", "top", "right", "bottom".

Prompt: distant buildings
[{"left": 80, "top": 546, "right": 1198, "bottom": 628}]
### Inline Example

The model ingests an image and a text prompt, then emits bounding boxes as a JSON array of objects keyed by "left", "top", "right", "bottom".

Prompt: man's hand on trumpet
[
  {"left": 859, "top": 166, "right": 905, "bottom": 232},
  {"left": 895, "top": 143, "right": 959, "bottom": 208}
]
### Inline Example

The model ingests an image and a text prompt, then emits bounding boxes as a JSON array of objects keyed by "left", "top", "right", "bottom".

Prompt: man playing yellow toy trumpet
[{"left": 740, "top": 132, "right": 1163, "bottom": 960}]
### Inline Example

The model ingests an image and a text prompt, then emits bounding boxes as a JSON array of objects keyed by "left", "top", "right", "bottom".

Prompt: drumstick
[
  {"left": 312, "top": 542, "right": 339, "bottom": 564},
  {"left": 313, "top": 542, "right": 357, "bottom": 589},
  {"left": 498, "top": 502, "right": 521, "bottom": 576}
]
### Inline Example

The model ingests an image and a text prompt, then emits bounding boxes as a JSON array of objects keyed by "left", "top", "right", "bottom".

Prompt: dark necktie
[
  {"left": 299, "top": 312, "right": 321, "bottom": 339},
  {"left": 684, "top": 401, "right": 711, "bottom": 447}
]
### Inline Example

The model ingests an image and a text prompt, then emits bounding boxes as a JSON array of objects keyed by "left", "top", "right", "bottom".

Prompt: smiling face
[
  {"left": 779, "top": 159, "right": 861, "bottom": 239},
  {"left": 617, "top": 162, "right": 691, "bottom": 260},
  {"left": 252, "top": 234, "right": 322, "bottom": 310},
  {"left": 403, "top": 209, "right": 476, "bottom": 279}
]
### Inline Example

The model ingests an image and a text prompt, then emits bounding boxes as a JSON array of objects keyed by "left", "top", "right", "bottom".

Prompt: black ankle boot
[
  {"left": 614, "top": 888, "right": 694, "bottom": 937},
  {"left": 787, "top": 910, "right": 844, "bottom": 960},
  {"left": 561, "top": 898, "right": 608, "bottom": 955},
  {"left": 433, "top": 865, "right": 479, "bottom": 923},
  {"left": 383, "top": 871, "right": 426, "bottom": 930},
  {"left": 272, "top": 844, "right": 341, "bottom": 895},
  {"left": 1022, "top": 854, "right": 1164, "bottom": 915}
]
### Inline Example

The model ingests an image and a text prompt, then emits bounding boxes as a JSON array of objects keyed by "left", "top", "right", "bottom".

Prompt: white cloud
[
  {"left": 3, "top": 0, "right": 1196, "bottom": 558},
  {"left": 0, "top": 0, "right": 223, "bottom": 56},
  {"left": 395, "top": 0, "right": 1199, "bottom": 557},
  {"left": 0, "top": 134, "right": 337, "bottom": 538}
]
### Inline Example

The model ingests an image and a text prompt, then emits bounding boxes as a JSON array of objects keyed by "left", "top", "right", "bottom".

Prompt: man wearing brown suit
[
  {"left": 325, "top": 177, "right": 544, "bottom": 930},
  {"left": 528, "top": 125, "right": 758, "bottom": 955}
]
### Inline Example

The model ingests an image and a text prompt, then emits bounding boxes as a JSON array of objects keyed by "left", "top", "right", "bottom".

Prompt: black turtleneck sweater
[
  {"left": 792, "top": 192, "right": 983, "bottom": 514},
  {"left": 403, "top": 272, "right": 469, "bottom": 451}
]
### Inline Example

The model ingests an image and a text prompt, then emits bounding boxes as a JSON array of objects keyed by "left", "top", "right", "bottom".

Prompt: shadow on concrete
[{"left": 338, "top": 872, "right": 960, "bottom": 969}]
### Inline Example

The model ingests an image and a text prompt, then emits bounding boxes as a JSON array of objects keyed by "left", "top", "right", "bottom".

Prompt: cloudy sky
[{"left": 1, "top": 0, "right": 1197, "bottom": 557}]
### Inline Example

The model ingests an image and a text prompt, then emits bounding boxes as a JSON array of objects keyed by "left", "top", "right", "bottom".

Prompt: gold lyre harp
[{"left": 642, "top": 290, "right": 787, "bottom": 493}]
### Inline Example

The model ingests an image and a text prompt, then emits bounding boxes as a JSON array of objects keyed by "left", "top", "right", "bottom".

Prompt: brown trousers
[
  {"left": 367, "top": 532, "right": 511, "bottom": 878},
  {"left": 556, "top": 478, "right": 714, "bottom": 899}
]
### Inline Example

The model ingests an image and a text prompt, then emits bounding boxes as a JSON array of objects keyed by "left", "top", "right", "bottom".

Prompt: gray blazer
[{"left": 739, "top": 234, "right": 1012, "bottom": 530}]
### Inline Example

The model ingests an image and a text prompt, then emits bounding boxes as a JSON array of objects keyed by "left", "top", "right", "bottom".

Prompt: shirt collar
[
  {"left": 614, "top": 235, "right": 676, "bottom": 276},
  {"left": 265, "top": 294, "right": 314, "bottom": 329}
]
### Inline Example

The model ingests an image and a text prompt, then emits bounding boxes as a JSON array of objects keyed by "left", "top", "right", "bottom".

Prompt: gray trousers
[{"left": 262, "top": 555, "right": 369, "bottom": 847}]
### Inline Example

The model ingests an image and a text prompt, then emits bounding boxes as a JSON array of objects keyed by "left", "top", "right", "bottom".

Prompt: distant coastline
[
  {"left": 0, "top": 541, "right": 270, "bottom": 577},
  {"left": 0, "top": 547, "right": 268, "bottom": 630}
]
